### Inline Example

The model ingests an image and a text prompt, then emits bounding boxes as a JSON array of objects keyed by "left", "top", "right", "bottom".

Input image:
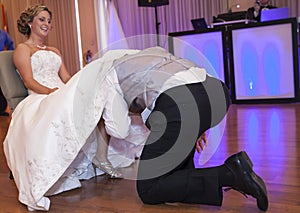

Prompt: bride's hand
[{"left": 48, "top": 87, "right": 59, "bottom": 94}]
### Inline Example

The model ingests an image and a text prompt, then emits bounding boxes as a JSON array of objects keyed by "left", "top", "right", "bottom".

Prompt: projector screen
[{"left": 229, "top": 19, "right": 299, "bottom": 103}]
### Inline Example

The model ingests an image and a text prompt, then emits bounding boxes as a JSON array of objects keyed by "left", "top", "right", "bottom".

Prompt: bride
[{"left": 3, "top": 4, "right": 146, "bottom": 211}]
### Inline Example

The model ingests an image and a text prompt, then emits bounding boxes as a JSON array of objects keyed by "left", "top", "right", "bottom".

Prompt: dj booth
[{"left": 169, "top": 17, "right": 299, "bottom": 104}]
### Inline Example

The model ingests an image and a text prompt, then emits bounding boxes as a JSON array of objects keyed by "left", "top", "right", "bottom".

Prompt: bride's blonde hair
[{"left": 17, "top": 4, "right": 52, "bottom": 37}]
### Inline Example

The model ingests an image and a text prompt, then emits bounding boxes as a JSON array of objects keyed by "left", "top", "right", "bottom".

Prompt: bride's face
[{"left": 30, "top": 11, "right": 52, "bottom": 38}]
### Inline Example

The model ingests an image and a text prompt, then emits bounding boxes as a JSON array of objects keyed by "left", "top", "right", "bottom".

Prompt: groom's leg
[{"left": 137, "top": 77, "right": 230, "bottom": 205}]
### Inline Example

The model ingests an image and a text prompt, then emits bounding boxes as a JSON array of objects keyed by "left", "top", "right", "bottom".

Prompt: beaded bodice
[{"left": 29, "top": 50, "right": 64, "bottom": 94}]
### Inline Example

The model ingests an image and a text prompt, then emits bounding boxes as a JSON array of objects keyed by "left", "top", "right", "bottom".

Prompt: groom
[
  {"left": 133, "top": 78, "right": 268, "bottom": 211},
  {"left": 112, "top": 47, "right": 268, "bottom": 211}
]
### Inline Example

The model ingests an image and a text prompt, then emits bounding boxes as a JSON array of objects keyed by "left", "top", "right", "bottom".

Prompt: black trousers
[{"left": 136, "top": 76, "right": 230, "bottom": 206}]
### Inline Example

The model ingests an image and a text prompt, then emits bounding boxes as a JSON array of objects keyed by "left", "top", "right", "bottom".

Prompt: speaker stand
[{"left": 154, "top": 5, "right": 160, "bottom": 46}]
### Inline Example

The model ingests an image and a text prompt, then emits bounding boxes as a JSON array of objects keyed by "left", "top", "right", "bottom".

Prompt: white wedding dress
[{"left": 3, "top": 49, "right": 148, "bottom": 211}]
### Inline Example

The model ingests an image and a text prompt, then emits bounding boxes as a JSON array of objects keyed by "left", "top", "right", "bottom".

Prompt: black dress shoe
[{"left": 224, "top": 151, "right": 269, "bottom": 211}]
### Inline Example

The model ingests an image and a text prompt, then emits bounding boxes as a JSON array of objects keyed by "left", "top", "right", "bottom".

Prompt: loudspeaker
[{"left": 138, "top": 0, "right": 169, "bottom": 7}]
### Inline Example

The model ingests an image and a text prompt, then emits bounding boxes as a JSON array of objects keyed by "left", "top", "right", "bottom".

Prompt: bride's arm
[
  {"left": 13, "top": 43, "right": 57, "bottom": 94},
  {"left": 50, "top": 47, "right": 71, "bottom": 83},
  {"left": 58, "top": 61, "right": 71, "bottom": 83}
]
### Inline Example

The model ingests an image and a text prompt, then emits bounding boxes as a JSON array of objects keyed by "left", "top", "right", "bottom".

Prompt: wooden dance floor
[{"left": 1, "top": 103, "right": 300, "bottom": 212}]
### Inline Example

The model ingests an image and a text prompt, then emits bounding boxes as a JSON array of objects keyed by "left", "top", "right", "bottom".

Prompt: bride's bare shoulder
[
  {"left": 14, "top": 43, "right": 32, "bottom": 57},
  {"left": 15, "top": 42, "right": 31, "bottom": 51}
]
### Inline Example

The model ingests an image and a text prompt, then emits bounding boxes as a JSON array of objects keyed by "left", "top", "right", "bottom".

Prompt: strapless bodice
[{"left": 30, "top": 50, "right": 64, "bottom": 94}]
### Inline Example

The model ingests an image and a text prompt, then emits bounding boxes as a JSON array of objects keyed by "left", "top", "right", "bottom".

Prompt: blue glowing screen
[
  {"left": 170, "top": 31, "right": 225, "bottom": 82},
  {"left": 232, "top": 23, "right": 295, "bottom": 100}
]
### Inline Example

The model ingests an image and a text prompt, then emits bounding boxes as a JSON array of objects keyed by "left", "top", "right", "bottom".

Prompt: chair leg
[
  {"left": 9, "top": 171, "right": 14, "bottom": 180},
  {"left": 0, "top": 111, "right": 9, "bottom": 116}
]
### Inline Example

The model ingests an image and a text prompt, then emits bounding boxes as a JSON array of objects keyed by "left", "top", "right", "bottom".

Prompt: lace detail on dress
[{"left": 29, "top": 50, "right": 64, "bottom": 94}]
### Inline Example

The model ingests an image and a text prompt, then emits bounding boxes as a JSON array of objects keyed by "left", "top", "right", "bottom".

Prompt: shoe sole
[
  {"left": 251, "top": 172, "right": 268, "bottom": 211},
  {"left": 237, "top": 151, "right": 269, "bottom": 211}
]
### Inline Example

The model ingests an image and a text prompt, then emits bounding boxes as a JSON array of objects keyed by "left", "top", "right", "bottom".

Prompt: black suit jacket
[{"left": 246, "top": 5, "right": 277, "bottom": 22}]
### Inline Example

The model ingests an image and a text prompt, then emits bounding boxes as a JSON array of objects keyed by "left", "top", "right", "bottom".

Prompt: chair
[
  {"left": 0, "top": 87, "right": 8, "bottom": 115},
  {"left": 0, "top": 50, "right": 28, "bottom": 112},
  {"left": 0, "top": 50, "right": 28, "bottom": 179}
]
